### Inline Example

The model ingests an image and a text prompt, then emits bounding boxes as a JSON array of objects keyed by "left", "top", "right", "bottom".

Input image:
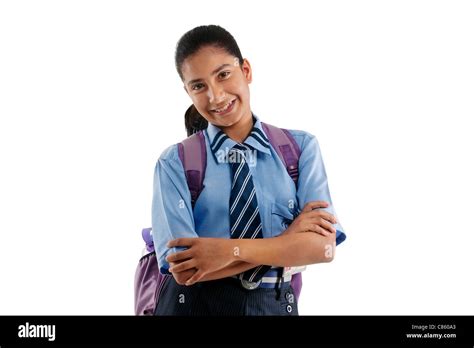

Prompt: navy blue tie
[{"left": 228, "top": 143, "right": 271, "bottom": 283}]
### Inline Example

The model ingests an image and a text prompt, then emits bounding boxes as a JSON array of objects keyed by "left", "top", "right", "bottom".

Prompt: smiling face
[{"left": 180, "top": 45, "right": 253, "bottom": 129}]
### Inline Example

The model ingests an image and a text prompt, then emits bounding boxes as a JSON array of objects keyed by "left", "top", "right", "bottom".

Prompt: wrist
[
  {"left": 232, "top": 240, "right": 242, "bottom": 262},
  {"left": 230, "top": 239, "right": 243, "bottom": 261}
]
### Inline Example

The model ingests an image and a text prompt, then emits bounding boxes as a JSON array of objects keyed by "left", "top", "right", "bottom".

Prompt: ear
[{"left": 241, "top": 58, "right": 252, "bottom": 84}]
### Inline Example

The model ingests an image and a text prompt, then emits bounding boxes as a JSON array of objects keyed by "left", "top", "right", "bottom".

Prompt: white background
[{"left": 1, "top": 0, "right": 473, "bottom": 315}]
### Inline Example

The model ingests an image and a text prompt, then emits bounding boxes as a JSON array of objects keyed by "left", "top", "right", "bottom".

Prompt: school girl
[{"left": 152, "top": 25, "right": 346, "bottom": 315}]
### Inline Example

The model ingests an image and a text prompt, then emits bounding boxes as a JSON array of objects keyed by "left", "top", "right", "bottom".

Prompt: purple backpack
[{"left": 134, "top": 122, "right": 302, "bottom": 315}]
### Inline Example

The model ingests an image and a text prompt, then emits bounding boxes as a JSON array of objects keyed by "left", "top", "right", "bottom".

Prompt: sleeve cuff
[
  {"left": 158, "top": 246, "right": 186, "bottom": 275},
  {"left": 336, "top": 229, "right": 347, "bottom": 246},
  {"left": 160, "top": 266, "right": 172, "bottom": 275}
]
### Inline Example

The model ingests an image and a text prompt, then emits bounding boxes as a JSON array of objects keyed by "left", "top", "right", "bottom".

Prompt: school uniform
[{"left": 151, "top": 113, "right": 346, "bottom": 315}]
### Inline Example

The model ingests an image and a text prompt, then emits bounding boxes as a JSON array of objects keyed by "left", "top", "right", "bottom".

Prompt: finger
[
  {"left": 304, "top": 210, "right": 337, "bottom": 223},
  {"left": 167, "top": 238, "right": 195, "bottom": 248},
  {"left": 185, "top": 270, "right": 205, "bottom": 286},
  {"left": 166, "top": 249, "right": 193, "bottom": 263},
  {"left": 302, "top": 201, "right": 330, "bottom": 212},
  {"left": 315, "top": 225, "right": 331, "bottom": 237},
  {"left": 169, "top": 259, "right": 196, "bottom": 273},
  {"left": 301, "top": 216, "right": 337, "bottom": 229},
  {"left": 316, "top": 217, "right": 337, "bottom": 234},
  {"left": 301, "top": 222, "right": 330, "bottom": 236},
  {"left": 317, "top": 211, "right": 337, "bottom": 224},
  {"left": 300, "top": 221, "right": 320, "bottom": 233}
]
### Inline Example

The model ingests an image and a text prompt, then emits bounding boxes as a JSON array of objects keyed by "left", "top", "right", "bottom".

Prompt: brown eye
[
  {"left": 219, "top": 71, "right": 230, "bottom": 79},
  {"left": 192, "top": 83, "right": 204, "bottom": 91}
]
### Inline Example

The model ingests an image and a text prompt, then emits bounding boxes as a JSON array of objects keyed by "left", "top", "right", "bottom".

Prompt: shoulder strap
[
  {"left": 177, "top": 131, "right": 207, "bottom": 207},
  {"left": 142, "top": 133, "right": 206, "bottom": 247},
  {"left": 261, "top": 122, "right": 301, "bottom": 184}
]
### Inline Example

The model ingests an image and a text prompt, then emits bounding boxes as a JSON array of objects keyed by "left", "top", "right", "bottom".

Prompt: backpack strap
[
  {"left": 261, "top": 122, "right": 303, "bottom": 301},
  {"left": 261, "top": 122, "right": 301, "bottom": 184},
  {"left": 177, "top": 131, "right": 207, "bottom": 207},
  {"left": 141, "top": 227, "right": 154, "bottom": 252}
]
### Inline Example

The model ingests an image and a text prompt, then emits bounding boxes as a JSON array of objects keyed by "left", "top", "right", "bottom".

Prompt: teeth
[{"left": 214, "top": 100, "right": 233, "bottom": 113}]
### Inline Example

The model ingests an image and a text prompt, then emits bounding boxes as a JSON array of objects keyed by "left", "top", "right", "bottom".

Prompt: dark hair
[
  {"left": 175, "top": 24, "right": 244, "bottom": 81},
  {"left": 184, "top": 104, "right": 208, "bottom": 136},
  {"left": 177, "top": 25, "right": 242, "bottom": 137}
]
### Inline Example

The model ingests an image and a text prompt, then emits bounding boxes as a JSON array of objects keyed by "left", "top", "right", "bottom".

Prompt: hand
[
  {"left": 166, "top": 237, "right": 235, "bottom": 285},
  {"left": 168, "top": 261, "right": 197, "bottom": 286},
  {"left": 283, "top": 201, "right": 337, "bottom": 237}
]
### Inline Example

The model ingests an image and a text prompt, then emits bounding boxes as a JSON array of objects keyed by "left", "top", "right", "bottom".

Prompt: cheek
[
  {"left": 228, "top": 78, "right": 250, "bottom": 101},
  {"left": 189, "top": 92, "right": 208, "bottom": 111},
  {"left": 191, "top": 95, "right": 205, "bottom": 109},
  {"left": 190, "top": 97, "right": 215, "bottom": 122}
]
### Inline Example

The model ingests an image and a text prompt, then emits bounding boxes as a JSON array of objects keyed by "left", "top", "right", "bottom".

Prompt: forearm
[
  {"left": 170, "top": 260, "right": 258, "bottom": 285},
  {"left": 233, "top": 232, "right": 335, "bottom": 266},
  {"left": 166, "top": 232, "right": 336, "bottom": 285},
  {"left": 199, "top": 261, "right": 259, "bottom": 282}
]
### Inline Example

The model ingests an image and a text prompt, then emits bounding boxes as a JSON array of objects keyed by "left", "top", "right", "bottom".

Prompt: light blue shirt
[{"left": 152, "top": 114, "right": 346, "bottom": 274}]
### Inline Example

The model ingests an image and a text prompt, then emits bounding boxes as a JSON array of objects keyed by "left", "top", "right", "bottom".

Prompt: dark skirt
[{"left": 154, "top": 276, "right": 298, "bottom": 316}]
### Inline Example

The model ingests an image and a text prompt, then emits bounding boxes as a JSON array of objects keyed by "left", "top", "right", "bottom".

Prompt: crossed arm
[{"left": 166, "top": 201, "right": 338, "bottom": 285}]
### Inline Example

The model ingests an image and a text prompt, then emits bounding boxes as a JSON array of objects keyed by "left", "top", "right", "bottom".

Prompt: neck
[{"left": 222, "top": 111, "right": 254, "bottom": 143}]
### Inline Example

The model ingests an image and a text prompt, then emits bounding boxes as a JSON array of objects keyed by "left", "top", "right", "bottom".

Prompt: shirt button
[{"left": 286, "top": 305, "right": 293, "bottom": 313}]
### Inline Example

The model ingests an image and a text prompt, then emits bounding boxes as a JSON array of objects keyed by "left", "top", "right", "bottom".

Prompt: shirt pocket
[{"left": 270, "top": 202, "right": 295, "bottom": 237}]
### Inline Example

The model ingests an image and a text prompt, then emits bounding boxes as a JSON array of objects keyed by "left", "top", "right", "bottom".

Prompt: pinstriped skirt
[{"left": 154, "top": 276, "right": 298, "bottom": 316}]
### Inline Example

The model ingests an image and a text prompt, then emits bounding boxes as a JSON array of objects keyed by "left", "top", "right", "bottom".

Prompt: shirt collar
[{"left": 206, "top": 113, "right": 272, "bottom": 163}]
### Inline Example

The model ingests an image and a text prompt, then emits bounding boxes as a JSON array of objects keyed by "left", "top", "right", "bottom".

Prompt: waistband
[{"left": 230, "top": 268, "right": 292, "bottom": 289}]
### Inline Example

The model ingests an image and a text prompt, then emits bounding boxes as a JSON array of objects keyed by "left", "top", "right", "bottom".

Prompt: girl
[{"left": 152, "top": 25, "right": 346, "bottom": 315}]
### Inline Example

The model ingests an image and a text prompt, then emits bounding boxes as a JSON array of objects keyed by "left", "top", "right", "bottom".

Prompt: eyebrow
[{"left": 187, "top": 64, "right": 232, "bottom": 86}]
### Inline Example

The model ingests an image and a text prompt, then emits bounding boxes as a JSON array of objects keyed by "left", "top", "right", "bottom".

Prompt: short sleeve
[
  {"left": 295, "top": 132, "right": 346, "bottom": 246},
  {"left": 151, "top": 144, "right": 199, "bottom": 274}
]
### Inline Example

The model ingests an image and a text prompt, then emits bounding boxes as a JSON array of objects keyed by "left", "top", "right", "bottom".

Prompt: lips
[{"left": 211, "top": 99, "right": 236, "bottom": 115}]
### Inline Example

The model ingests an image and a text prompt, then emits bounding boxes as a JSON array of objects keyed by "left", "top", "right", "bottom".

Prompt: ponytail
[{"left": 184, "top": 104, "right": 208, "bottom": 136}]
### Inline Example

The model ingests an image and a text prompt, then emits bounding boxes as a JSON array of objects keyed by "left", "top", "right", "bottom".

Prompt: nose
[{"left": 207, "top": 83, "right": 226, "bottom": 105}]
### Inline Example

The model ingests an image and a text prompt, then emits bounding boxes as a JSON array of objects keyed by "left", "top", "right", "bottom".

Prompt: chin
[
  {"left": 204, "top": 111, "right": 238, "bottom": 127},
  {"left": 222, "top": 114, "right": 241, "bottom": 126}
]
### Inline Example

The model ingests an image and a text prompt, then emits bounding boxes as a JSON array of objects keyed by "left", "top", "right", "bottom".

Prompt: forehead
[{"left": 181, "top": 46, "right": 237, "bottom": 82}]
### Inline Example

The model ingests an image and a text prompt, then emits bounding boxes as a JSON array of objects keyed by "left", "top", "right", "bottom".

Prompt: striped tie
[{"left": 228, "top": 143, "right": 271, "bottom": 283}]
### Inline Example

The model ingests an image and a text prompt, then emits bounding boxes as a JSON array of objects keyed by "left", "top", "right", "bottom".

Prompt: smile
[{"left": 211, "top": 99, "right": 236, "bottom": 115}]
